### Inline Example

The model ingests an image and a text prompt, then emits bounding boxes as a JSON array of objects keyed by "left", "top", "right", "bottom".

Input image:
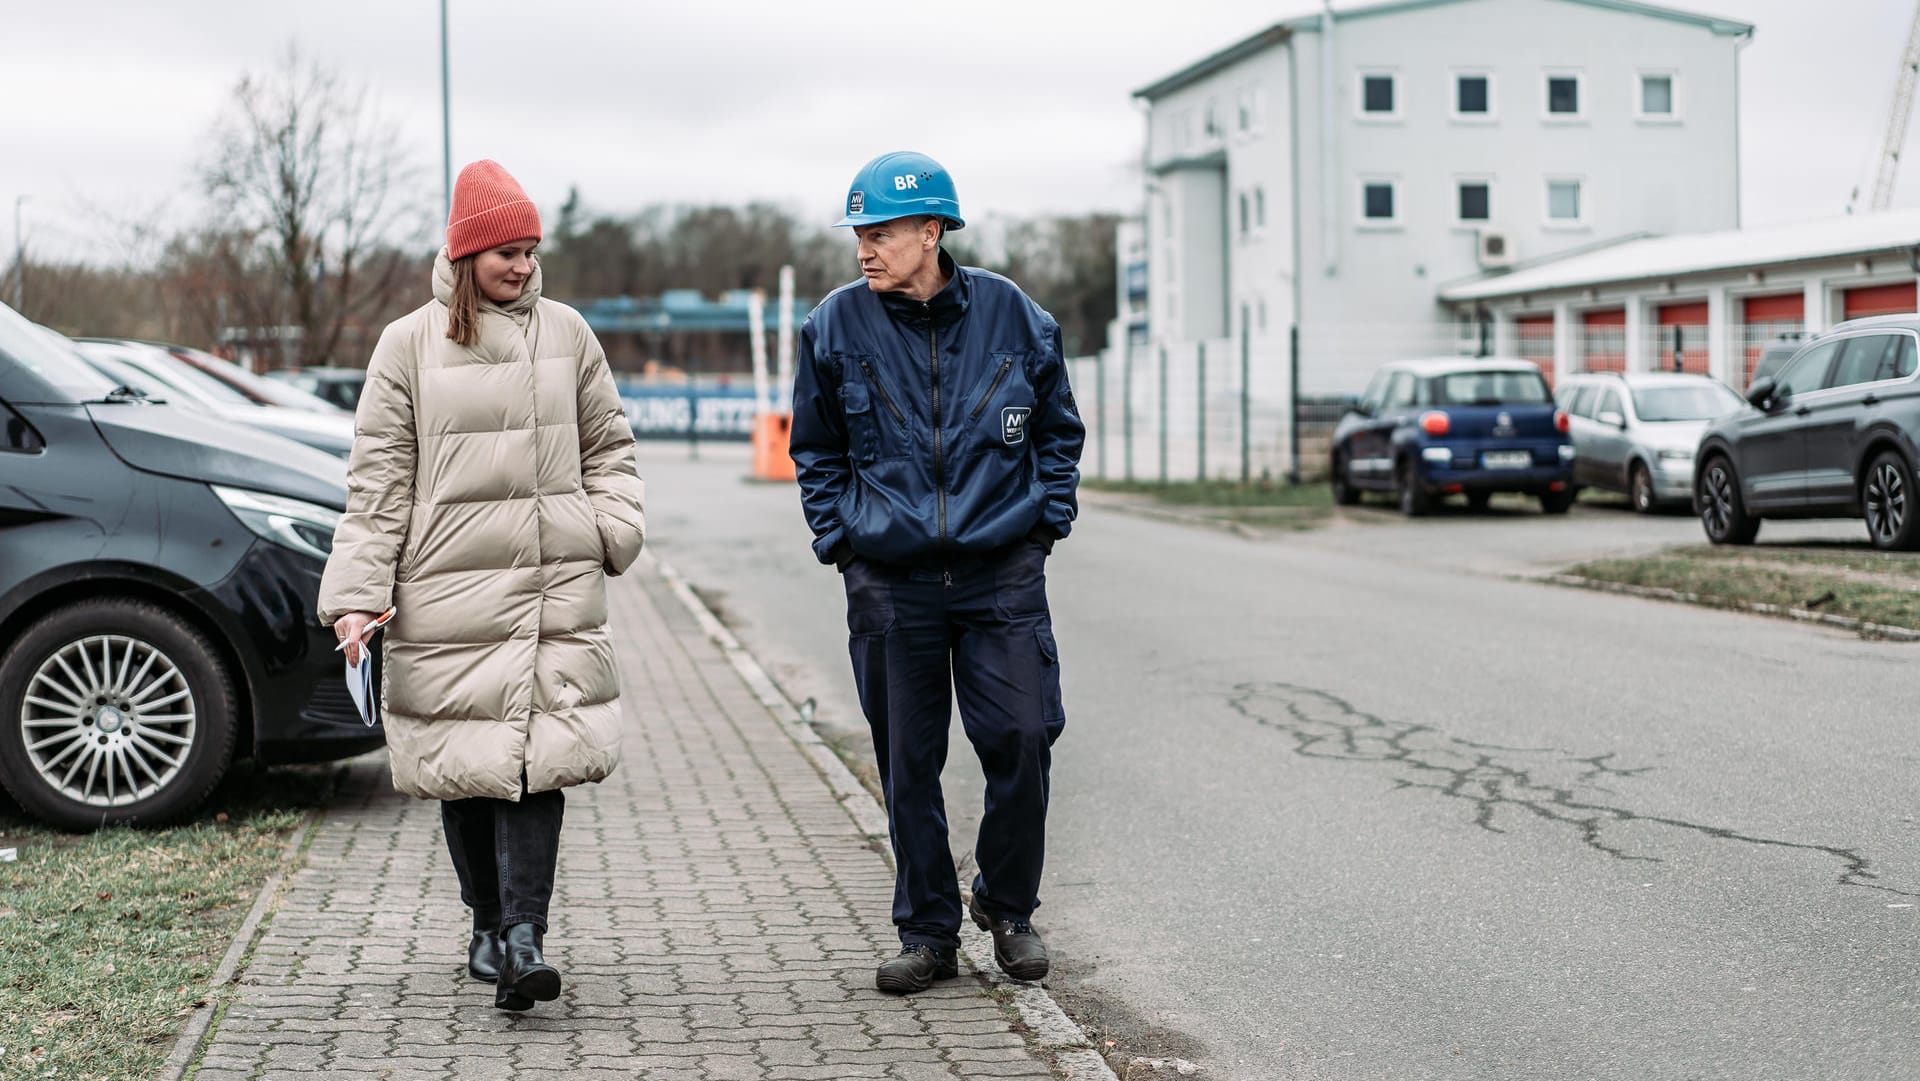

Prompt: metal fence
[{"left": 1069, "top": 326, "right": 1365, "bottom": 486}]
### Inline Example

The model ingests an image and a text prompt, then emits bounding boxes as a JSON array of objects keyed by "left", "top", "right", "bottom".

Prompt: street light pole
[
  {"left": 440, "top": 0, "right": 452, "bottom": 222},
  {"left": 11, "top": 195, "right": 25, "bottom": 312}
]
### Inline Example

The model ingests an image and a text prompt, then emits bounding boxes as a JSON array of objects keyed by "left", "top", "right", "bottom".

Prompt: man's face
[{"left": 852, "top": 218, "right": 938, "bottom": 293}]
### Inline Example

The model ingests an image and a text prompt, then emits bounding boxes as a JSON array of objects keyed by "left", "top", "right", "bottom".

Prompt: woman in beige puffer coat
[{"left": 317, "top": 160, "right": 644, "bottom": 1013}]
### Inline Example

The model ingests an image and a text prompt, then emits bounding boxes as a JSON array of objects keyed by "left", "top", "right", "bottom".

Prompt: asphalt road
[{"left": 635, "top": 441, "right": 1917, "bottom": 1081}]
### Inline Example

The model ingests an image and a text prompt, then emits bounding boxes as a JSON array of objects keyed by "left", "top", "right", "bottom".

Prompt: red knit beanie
[{"left": 446, "top": 160, "right": 542, "bottom": 261}]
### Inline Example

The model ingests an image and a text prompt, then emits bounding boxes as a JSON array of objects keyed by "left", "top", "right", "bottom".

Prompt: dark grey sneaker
[
  {"left": 968, "top": 893, "right": 1049, "bottom": 981},
  {"left": 875, "top": 944, "right": 958, "bottom": 994}
]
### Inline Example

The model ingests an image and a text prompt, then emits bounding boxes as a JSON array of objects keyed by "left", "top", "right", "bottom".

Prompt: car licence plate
[{"left": 1482, "top": 450, "right": 1532, "bottom": 470}]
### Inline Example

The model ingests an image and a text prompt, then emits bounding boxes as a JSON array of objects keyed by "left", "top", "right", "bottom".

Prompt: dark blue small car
[{"left": 1330, "top": 358, "right": 1575, "bottom": 516}]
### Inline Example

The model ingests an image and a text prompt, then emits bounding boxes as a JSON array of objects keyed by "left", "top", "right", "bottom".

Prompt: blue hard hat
[{"left": 835, "top": 150, "right": 966, "bottom": 231}]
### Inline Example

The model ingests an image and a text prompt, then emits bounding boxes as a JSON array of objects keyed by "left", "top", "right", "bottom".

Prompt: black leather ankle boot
[
  {"left": 494, "top": 922, "right": 561, "bottom": 1011},
  {"left": 467, "top": 917, "right": 503, "bottom": 983}
]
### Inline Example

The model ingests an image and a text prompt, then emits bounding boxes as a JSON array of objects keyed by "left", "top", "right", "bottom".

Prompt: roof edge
[
  {"left": 1134, "top": 24, "right": 1291, "bottom": 101},
  {"left": 1439, "top": 236, "right": 1920, "bottom": 305},
  {"left": 1278, "top": 0, "right": 1751, "bottom": 36}
]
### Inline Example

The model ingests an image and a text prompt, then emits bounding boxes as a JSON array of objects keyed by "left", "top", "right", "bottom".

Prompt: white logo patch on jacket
[{"left": 1002, "top": 406, "right": 1031, "bottom": 446}]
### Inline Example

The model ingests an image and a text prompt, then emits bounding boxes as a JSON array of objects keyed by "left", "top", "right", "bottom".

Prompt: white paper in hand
[
  {"left": 337, "top": 608, "right": 393, "bottom": 728},
  {"left": 345, "top": 648, "right": 379, "bottom": 727}
]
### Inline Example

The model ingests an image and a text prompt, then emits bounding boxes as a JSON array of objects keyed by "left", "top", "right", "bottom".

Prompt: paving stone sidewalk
[{"left": 186, "top": 558, "right": 1072, "bottom": 1081}]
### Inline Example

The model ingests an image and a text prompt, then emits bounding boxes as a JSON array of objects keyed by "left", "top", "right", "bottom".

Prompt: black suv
[
  {"left": 0, "top": 306, "right": 381, "bottom": 829},
  {"left": 1695, "top": 315, "right": 1920, "bottom": 550}
]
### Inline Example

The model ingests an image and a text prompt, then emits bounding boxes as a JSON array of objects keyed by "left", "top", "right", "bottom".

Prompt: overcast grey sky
[{"left": 2, "top": 0, "right": 1914, "bottom": 265}]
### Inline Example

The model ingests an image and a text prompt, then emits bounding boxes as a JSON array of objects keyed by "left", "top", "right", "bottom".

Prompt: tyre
[
  {"left": 1465, "top": 491, "right": 1492, "bottom": 512},
  {"left": 1630, "top": 463, "right": 1657, "bottom": 514},
  {"left": 1331, "top": 453, "right": 1360, "bottom": 506},
  {"left": 1397, "top": 460, "right": 1431, "bottom": 518},
  {"left": 0, "top": 598, "right": 238, "bottom": 831},
  {"left": 1539, "top": 489, "right": 1576, "bottom": 515},
  {"left": 1697, "top": 455, "right": 1760, "bottom": 545},
  {"left": 1862, "top": 450, "right": 1920, "bottom": 551}
]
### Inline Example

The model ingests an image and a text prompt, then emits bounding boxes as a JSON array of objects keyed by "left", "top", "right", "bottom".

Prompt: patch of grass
[
  {"left": 1084, "top": 478, "right": 1333, "bottom": 510},
  {"left": 0, "top": 762, "right": 341, "bottom": 1081},
  {"left": 1566, "top": 545, "right": 1920, "bottom": 632}
]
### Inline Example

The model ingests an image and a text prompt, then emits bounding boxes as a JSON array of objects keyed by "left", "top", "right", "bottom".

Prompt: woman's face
[{"left": 475, "top": 240, "right": 537, "bottom": 303}]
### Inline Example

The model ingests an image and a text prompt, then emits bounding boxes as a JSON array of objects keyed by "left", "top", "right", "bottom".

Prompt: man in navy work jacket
[{"left": 789, "top": 150, "right": 1086, "bottom": 995}]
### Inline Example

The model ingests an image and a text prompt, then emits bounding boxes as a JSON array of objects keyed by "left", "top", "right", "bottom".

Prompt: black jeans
[
  {"left": 440, "top": 784, "right": 565, "bottom": 932},
  {"left": 843, "top": 540, "right": 1067, "bottom": 950}
]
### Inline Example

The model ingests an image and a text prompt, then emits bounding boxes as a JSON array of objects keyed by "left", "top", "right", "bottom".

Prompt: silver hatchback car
[{"left": 1557, "top": 372, "right": 1745, "bottom": 512}]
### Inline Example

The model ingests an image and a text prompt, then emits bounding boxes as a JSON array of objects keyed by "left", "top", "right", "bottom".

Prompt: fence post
[
  {"left": 1196, "top": 342, "right": 1207, "bottom": 482},
  {"left": 1097, "top": 350, "right": 1108, "bottom": 480},
  {"left": 1287, "top": 322, "right": 1301, "bottom": 484},
  {"left": 1240, "top": 308, "right": 1252, "bottom": 484},
  {"left": 1158, "top": 344, "right": 1169, "bottom": 484},
  {"left": 1123, "top": 344, "right": 1134, "bottom": 481}
]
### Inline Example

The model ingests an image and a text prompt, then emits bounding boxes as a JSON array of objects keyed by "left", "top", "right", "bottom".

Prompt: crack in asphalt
[{"left": 1229, "top": 682, "right": 1915, "bottom": 897}]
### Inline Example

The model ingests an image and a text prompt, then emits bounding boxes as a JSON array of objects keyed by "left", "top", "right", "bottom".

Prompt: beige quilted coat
[{"left": 317, "top": 251, "right": 645, "bottom": 801}]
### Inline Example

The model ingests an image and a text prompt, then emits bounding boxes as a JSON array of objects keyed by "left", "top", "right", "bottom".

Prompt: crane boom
[{"left": 1868, "top": 1, "right": 1920, "bottom": 212}]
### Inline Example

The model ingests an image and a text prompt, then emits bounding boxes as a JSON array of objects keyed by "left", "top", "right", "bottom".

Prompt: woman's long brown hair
[{"left": 445, "top": 257, "right": 482, "bottom": 346}]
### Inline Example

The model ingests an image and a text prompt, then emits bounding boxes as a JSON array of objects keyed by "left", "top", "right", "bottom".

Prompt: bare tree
[{"left": 199, "top": 46, "right": 428, "bottom": 369}]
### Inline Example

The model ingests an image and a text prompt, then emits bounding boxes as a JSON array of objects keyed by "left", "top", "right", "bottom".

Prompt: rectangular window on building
[
  {"left": 1546, "top": 74, "right": 1581, "bottom": 117},
  {"left": 1639, "top": 72, "right": 1677, "bottom": 119},
  {"left": 1254, "top": 187, "right": 1266, "bottom": 228},
  {"left": 1458, "top": 182, "right": 1491, "bottom": 222},
  {"left": 1362, "top": 181, "right": 1397, "bottom": 224},
  {"left": 1205, "top": 98, "right": 1222, "bottom": 138},
  {"left": 1361, "top": 72, "right": 1397, "bottom": 117},
  {"left": 1456, "top": 74, "right": 1490, "bottom": 115},
  {"left": 1239, "top": 192, "right": 1250, "bottom": 237},
  {"left": 1547, "top": 178, "right": 1584, "bottom": 224},
  {"left": 1237, "top": 89, "right": 1252, "bottom": 132}
]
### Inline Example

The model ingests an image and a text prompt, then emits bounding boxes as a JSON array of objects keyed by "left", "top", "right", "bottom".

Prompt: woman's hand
[{"left": 333, "top": 611, "right": 381, "bottom": 666}]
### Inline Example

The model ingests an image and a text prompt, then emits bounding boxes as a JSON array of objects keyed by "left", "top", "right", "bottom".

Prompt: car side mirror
[
  {"left": 1745, "top": 377, "right": 1779, "bottom": 410},
  {"left": 1351, "top": 401, "right": 1374, "bottom": 418},
  {"left": 1596, "top": 410, "right": 1626, "bottom": 429}
]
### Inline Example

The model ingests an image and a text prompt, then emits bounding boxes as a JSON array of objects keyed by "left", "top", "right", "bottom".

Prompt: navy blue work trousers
[{"left": 842, "top": 539, "right": 1067, "bottom": 950}]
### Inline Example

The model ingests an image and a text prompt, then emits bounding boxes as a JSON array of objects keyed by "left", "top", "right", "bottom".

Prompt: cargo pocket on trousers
[
  {"left": 1036, "top": 625, "right": 1065, "bottom": 742},
  {"left": 843, "top": 559, "right": 895, "bottom": 636}
]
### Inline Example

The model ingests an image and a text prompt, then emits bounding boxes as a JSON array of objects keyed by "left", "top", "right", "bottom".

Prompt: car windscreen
[
  {"left": 1632, "top": 383, "right": 1744, "bottom": 422},
  {"left": 178, "top": 350, "right": 340, "bottom": 412},
  {"left": 136, "top": 350, "right": 252, "bottom": 405},
  {"left": 0, "top": 307, "right": 118, "bottom": 401},
  {"left": 1430, "top": 370, "right": 1552, "bottom": 406}
]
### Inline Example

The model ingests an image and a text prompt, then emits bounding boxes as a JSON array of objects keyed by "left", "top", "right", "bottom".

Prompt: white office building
[{"left": 1084, "top": 0, "right": 1754, "bottom": 481}]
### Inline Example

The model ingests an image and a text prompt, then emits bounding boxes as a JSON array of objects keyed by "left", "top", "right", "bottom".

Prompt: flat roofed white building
[
  {"left": 1441, "top": 207, "right": 1920, "bottom": 388},
  {"left": 1133, "top": 0, "right": 1752, "bottom": 395}
]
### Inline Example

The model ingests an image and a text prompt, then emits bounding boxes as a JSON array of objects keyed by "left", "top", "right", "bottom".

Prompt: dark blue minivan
[{"left": 1330, "top": 358, "right": 1575, "bottom": 516}]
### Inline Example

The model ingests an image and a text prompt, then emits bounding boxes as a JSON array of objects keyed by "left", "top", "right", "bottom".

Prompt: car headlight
[
  {"left": 1656, "top": 448, "right": 1693, "bottom": 461},
  {"left": 212, "top": 485, "right": 340, "bottom": 561}
]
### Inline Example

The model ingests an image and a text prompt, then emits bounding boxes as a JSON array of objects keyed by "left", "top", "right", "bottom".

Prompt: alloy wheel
[
  {"left": 1701, "top": 464, "right": 1734, "bottom": 539},
  {"left": 20, "top": 635, "right": 197, "bottom": 808},
  {"left": 1866, "top": 460, "right": 1908, "bottom": 544}
]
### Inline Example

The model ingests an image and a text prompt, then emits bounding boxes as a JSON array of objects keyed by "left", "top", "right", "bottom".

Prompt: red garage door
[
  {"left": 1843, "top": 282, "right": 1917, "bottom": 319},
  {"left": 1653, "top": 301, "right": 1710, "bottom": 375},
  {"left": 1581, "top": 309, "right": 1626, "bottom": 373},
  {"left": 1741, "top": 292, "right": 1804, "bottom": 387},
  {"left": 1516, "top": 314, "right": 1554, "bottom": 385}
]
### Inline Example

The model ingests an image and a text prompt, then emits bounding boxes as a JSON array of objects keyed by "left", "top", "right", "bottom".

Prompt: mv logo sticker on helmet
[
  {"left": 848, "top": 191, "right": 865, "bottom": 215},
  {"left": 1002, "top": 407, "right": 1031, "bottom": 446}
]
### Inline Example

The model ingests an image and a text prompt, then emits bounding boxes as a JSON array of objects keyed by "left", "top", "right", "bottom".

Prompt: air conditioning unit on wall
[{"left": 1477, "top": 229, "right": 1515, "bottom": 270}]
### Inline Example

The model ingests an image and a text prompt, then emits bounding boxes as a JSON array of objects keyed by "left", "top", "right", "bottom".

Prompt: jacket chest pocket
[
  {"left": 968, "top": 352, "right": 1036, "bottom": 451},
  {"left": 840, "top": 354, "right": 909, "bottom": 463}
]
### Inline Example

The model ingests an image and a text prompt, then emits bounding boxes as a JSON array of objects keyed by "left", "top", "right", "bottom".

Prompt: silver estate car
[{"left": 1557, "top": 372, "right": 1744, "bottom": 512}]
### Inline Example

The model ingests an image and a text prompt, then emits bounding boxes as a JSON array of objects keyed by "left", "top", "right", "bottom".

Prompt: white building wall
[{"left": 1283, "top": 0, "right": 1742, "bottom": 393}]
